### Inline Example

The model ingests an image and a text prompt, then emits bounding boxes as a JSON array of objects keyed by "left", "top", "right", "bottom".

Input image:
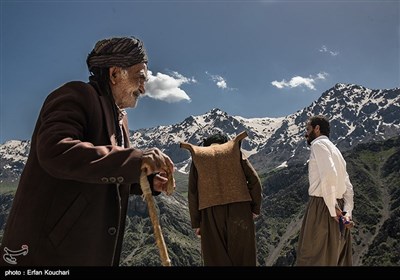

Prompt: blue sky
[{"left": 1, "top": 0, "right": 399, "bottom": 143}]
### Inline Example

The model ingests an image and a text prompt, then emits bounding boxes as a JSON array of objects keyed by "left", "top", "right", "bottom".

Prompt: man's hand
[
  {"left": 334, "top": 207, "right": 354, "bottom": 228},
  {"left": 152, "top": 172, "right": 176, "bottom": 193},
  {"left": 141, "top": 148, "right": 175, "bottom": 176},
  {"left": 194, "top": 228, "right": 201, "bottom": 238},
  {"left": 343, "top": 215, "right": 355, "bottom": 229},
  {"left": 334, "top": 207, "right": 343, "bottom": 223}
]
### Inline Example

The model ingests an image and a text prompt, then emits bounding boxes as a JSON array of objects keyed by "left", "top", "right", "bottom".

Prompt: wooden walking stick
[{"left": 140, "top": 170, "right": 174, "bottom": 266}]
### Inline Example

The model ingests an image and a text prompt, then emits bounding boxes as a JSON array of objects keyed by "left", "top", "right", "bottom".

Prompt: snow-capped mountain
[
  {"left": 1, "top": 83, "right": 399, "bottom": 180},
  {"left": 250, "top": 83, "right": 400, "bottom": 170},
  {"left": 130, "top": 83, "right": 399, "bottom": 172},
  {"left": 129, "top": 108, "right": 285, "bottom": 171},
  {"left": 0, "top": 140, "right": 30, "bottom": 183}
]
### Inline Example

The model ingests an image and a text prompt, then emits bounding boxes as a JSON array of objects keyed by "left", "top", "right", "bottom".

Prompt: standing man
[
  {"left": 181, "top": 131, "right": 262, "bottom": 266},
  {"left": 296, "top": 115, "right": 354, "bottom": 266},
  {"left": 0, "top": 36, "right": 174, "bottom": 266}
]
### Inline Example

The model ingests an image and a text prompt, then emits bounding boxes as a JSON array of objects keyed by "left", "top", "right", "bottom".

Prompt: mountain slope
[
  {"left": 259, "top": 136, "right": 400, "bottom": 266},
  {"left": 1, "top": 136, "right": 398, "bottom": 266}
]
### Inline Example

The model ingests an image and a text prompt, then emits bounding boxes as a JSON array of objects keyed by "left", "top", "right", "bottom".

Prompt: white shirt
[{"left": 308, "top": 135, "right": 354, "bottom": 217}]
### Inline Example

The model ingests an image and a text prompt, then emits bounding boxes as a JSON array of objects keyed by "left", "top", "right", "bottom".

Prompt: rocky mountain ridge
[{"left": 1, "top": 83, "right": 399, "bottom": 179}]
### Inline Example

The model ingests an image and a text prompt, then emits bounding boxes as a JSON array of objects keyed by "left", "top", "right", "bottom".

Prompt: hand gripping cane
[{"left": 140, "top": 170, "right": 174, "bottom": 266}]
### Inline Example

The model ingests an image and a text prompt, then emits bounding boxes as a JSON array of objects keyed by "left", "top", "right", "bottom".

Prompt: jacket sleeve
[
  {"left": 35, "top": 84, "right": 143, "bottom": 185},
  {"left": 241, "top": 158, "right": 262, "bottom": 215},
  {"left": 188, "top": 162, "right": 201, "bottom": 228}
]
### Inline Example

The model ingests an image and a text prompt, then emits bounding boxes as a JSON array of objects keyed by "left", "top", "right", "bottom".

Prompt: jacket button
[
  {"left": 117, "top": 176, "right": 124, "bottom": 183},
  {"left": 109, "top": 177, "right": 116, "bottom": 183},
  {"left": 101, "top": 177, "right": 109, "bottom": 183},
  {"left": 108, "top": 227, "right": 116, "bottom": 235}
]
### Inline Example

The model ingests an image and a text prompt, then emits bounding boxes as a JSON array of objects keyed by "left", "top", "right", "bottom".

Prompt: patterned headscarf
[{"left": 86, "top": 36, "right": 148, "bottom": 72}]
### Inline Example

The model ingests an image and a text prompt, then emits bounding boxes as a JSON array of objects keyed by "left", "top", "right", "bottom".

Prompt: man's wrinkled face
[
  {"left": 111, "top": 63, "right": 148, "bottom": 109},
  {"left": 305, "top": 122, "right": 318, "bottom": 146}
]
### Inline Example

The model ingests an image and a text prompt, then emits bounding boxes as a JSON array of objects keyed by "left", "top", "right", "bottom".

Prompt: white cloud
[
  {"left": 271, "top": 72, "right": 328, "bottom": 90},
  {"left": 205, "top": 71, "right": 236, "bottom": 91},
  {"left": 145, "top": 70, "right": 196, "bottom": 103},
  {"left": 216, "top": 79, "right": 227, "bottom": 89},
  {"left": 319, "top": 45, "right": 339, "bottom": 56}
]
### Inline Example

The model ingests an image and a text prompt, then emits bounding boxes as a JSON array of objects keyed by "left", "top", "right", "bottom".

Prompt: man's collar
[{"left": 311, "top": 135, "right": 329, "bottom": 145}]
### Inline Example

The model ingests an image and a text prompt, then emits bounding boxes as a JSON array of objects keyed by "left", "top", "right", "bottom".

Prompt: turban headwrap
[{"left": 86, "top": 36, "right": 148, "bottom": 72}]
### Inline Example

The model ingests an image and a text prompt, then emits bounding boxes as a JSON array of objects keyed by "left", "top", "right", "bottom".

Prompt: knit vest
[{"left": 180, "top": 131, "right": 251, "bottom": 210}]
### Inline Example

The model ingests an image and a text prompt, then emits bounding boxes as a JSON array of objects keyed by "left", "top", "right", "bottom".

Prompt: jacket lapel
[
  {"left": 122, "top": 118, "right": 130, "bottom": 148},
  {"left": 99, "top": 95, "right": 117, "bottom": 146}
]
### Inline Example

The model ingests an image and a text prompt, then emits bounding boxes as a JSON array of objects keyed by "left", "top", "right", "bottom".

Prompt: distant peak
[
  {"left": 333, "top": 83, "right": 359, "bottom": 90},
  {"left": 208, "top": 108, "right": 227, "bottom": 116},
  {"left": 335, "top": 82, "right": 345, "bottom": 86},
  {"left": 333, "top": 83, "right": 371, "bottom": 91}
]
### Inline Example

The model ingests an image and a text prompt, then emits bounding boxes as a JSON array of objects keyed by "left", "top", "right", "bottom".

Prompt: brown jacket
[{"left": 0, "top": 81, "right": 147, "bottom": 266}]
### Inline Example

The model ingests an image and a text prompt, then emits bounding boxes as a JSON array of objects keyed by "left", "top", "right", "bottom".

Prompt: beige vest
[{"left": 180, "top": 131, "right": 251, "bottom": 210}]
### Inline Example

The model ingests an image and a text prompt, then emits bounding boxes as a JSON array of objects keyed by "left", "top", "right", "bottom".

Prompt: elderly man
[{"left": 0, "top": 36, "right": 174, "bottom": 266}]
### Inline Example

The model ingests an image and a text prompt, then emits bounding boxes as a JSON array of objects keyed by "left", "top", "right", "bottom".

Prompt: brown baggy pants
[
  {"left": 200, "top": 201, "right": 256, "bottom": 266},
  {"left": 296, "top": 196, "right": 353, "bottom": 266}
]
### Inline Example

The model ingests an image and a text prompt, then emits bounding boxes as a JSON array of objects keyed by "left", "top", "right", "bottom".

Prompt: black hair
[
  {"left": 202, "top": 133, "right": 229, "bottom": 147},
  {"left": 308, "top": 115, "right": 330, "bottom": 137}
]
